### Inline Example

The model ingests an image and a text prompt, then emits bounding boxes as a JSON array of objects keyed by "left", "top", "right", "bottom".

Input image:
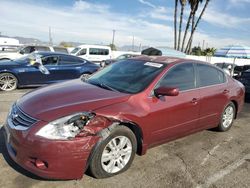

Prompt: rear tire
[
  {"left": 0, "top": 73, "right": 18, "bottom": 91},
  {"left": 217, "top": 102, "right": 235, "bottom": 132},
  {"left": 88, "top": 126, "right": 137, "bottom": 179}
]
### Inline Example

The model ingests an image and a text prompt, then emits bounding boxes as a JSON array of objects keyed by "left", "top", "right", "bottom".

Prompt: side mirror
[{"left": 154, "top": 87, "right": 179, "bottom": 97}]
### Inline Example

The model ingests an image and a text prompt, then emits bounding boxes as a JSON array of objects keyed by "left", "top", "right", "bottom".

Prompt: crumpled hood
[{"left": 17, "top": 79, "right": 130, "bottom": 122}]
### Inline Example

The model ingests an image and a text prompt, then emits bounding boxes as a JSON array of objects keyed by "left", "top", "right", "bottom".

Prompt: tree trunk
[
  {"left": 177, "top": 5, "right": 185, "bottom": 51},
  {"left": 185, "top": 0, "right": 210, "bottom": 53},
  {"left": 174, "top": 0, "right": 178, "bottom": 50},
  {"left": 187, "top": 14, "right": 195, "bottom": 54},
  {"left": 181, "top": 11, "right": 192, "bottom": 52}
]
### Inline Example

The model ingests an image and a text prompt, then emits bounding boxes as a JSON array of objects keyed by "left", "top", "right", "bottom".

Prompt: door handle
[
  {"left": 191, "top": 98, "right": 199, "bottom": 104},
  {"left": 223, "top": 89, "right": 229, "bottom": 94}
]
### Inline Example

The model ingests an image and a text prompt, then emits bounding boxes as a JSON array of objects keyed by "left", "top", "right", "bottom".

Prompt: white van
[{"left": 70, "top": 45, "right": 112, "bottom": 64}]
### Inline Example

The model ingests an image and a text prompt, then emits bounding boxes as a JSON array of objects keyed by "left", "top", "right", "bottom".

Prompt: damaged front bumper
[{"left": 3, "top": 121, "right": 100, "bottom": 180}]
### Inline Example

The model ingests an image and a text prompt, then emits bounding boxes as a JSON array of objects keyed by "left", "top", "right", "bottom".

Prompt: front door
[{"left": 146, "top": 63, "right": 200, "bottom": 146}]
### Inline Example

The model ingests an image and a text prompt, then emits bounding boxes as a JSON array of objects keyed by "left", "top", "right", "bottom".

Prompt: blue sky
[{"left": 1, "top": 0, "right": 250, "bottom": 48}]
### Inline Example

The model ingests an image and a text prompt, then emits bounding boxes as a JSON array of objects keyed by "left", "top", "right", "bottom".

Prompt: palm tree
[
  {"left": 185, "top": 0, "right": 210, "bottom": 53},
  {"left": 174, "top": 0, "right": 178, "bottom": 50},
  {"left": 181, "top": 0, "right": 202, "bottom": 52},
  {"left": 177, "top": 0, "right": 187, "bottom": 51}
]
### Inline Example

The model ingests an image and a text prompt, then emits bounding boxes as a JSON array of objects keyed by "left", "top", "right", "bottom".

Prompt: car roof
[
  {"left": 131, "top": 55, "right": 188, "bottom": 64},
  {"left": 77, "top": 44, "right": 111, "bottom": 49},
  {"left": 35, "top": 51, "right": 71, "bottom": 56}
]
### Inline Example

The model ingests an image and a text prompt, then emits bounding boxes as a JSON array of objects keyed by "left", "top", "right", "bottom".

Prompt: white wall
[
  {"left": 0, "top": 37, "right": 20, "bottom": 46},
  {"left": 185, "top": 55, "right": 250, "bottom": 66}
]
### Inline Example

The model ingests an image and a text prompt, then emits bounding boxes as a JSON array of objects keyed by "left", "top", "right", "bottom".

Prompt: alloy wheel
[
  {"left": 222, "top": 106, "right": 234, "bottom": 128},
  {"left": 101, "top": 136, "right": 133, "bottom": 174},
  {"left": 0, "top": 73, "right": 17, "bottom": 91}
]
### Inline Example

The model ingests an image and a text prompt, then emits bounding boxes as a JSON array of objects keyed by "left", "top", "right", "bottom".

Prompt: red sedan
[{"left": 3, "top": 56, "right": 245, "bottom": 180}]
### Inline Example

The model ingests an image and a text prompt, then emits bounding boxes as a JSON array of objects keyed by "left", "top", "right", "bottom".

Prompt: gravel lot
[{"left": 0, "top": 89, "right": 250, "bottom": 188}]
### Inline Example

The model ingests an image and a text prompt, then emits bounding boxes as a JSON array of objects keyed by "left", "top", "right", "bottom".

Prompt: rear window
[
  {"left": 197, "top": 64, "right": 226, "bottom": 87},
  {"left": 53, "top": 47, "right": 68, "bottom": 54},
  {"left": 36, "top": 46, "right": 50, "bottom": 52},
  {"left": 89, "top": 48, "right": 109, "bottom": 55}
]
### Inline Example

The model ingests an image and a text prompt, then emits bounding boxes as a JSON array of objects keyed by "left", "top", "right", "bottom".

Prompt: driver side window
[
  {"left": 157, "top": 63, "right": 195, "bottom": 91},
  {"left": 42, "top": 56, "right": 59, "bottom": 66}
]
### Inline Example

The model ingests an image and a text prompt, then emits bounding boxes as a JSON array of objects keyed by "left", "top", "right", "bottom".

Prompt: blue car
[{"left": 0, "top": 52, "right": 99, "bottom": 91}]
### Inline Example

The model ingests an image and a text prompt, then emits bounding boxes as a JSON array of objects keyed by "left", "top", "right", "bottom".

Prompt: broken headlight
[{"left": 36, "top": 112, "right": 95, "bottom": 140}]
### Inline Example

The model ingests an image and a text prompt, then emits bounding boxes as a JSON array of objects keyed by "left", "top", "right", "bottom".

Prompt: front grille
[{"left": 10, "top": 105, "right": 37, "bottom": 128}]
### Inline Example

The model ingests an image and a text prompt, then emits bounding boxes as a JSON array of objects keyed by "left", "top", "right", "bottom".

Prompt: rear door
[
  {"left": 196, "top": 63, "right": 229, "bottom": 129},
  {"left": 55, "top": 55, "right": 85, "bottom": 80}
]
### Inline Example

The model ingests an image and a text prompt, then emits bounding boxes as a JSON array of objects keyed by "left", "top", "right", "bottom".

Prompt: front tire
[
  {"left": 217, "top": 102, "right": 235, "bottom": 131},
  {"left": 0, "top": 73, "right": 18, "bottom": 91},
  {"left": 89, "top": 126, "right": 137, "bottom": 178}
]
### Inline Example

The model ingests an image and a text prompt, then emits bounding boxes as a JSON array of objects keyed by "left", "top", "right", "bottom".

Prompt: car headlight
[{"left": 36, "top": 112, "right": 95, "bottom": 140}]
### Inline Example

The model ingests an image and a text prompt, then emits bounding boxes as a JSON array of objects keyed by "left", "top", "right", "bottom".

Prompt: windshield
[
  {"left": 87, "top": 60, "right": 166, "bottom": 94},
  {"left": 70, "top": 47, "right": 81, "bottom": 54}
]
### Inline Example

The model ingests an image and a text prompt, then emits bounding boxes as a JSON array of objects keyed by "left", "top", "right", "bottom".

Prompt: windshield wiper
[{"left": 88, "top": 80, "right": 119, "bottom": 92}]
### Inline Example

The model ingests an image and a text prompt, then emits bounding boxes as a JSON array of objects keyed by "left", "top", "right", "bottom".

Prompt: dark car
[
  {"left": 100, "top": 54, "right": 139, "bottom": 67},
  {"left": 237, "top": 70, "right": 250, "bottom": 94},
  {"left": 234, "top": 65, "right": 250, "bottom": 79},
  {"left": 3, "top": 56, "right": 244, "bottom": 180},
  {"left": 0, "top": 52, "right": 99, "bottom": 91}
]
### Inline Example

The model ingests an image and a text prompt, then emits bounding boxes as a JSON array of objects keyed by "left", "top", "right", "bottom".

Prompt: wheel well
[
  {"left": 231, "top": 100, "right": 238, "bottom": 119},
  {"left": 120, "top": 122, "right": 144, "bottom": 155}
]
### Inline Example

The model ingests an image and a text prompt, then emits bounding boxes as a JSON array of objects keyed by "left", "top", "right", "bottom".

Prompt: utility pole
[
  {"left": 49, "top": 27, "right": 53, "bottom": 46},
  {"left": 132, "top": 36, "right": 135, "bottom": 51},
  {"left": 111, "top": 30, "right": 116, "bottom": 49},
  {"left": 202, "top": 40, "right": 205, "bottom": 50}
]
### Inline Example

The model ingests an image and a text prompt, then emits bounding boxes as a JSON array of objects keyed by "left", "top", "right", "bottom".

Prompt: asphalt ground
[{"left": 0, "top": 89, "right": 249, "bottom": 188}]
